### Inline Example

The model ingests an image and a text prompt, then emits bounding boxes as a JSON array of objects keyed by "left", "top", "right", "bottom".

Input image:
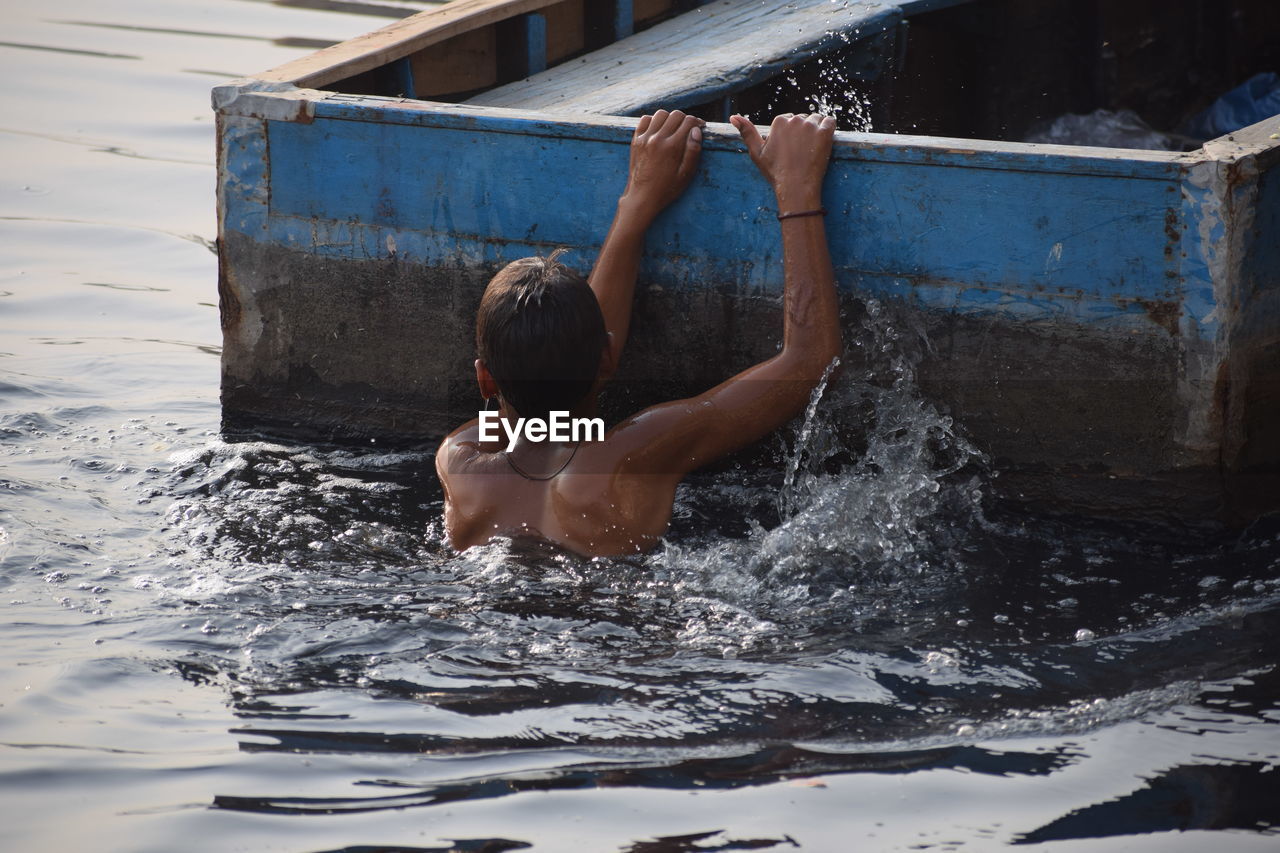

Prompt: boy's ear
[
  {"left": 596, "top": 333, "right": 617, "bottom": 383},
  {"left": 475, "top": 358, "right": 500, "bottom": 400}
]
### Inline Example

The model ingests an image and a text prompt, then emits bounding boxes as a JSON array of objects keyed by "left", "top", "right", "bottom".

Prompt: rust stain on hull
[
  {"left": 217, "top": 241, "right": 243, "bottom": 334},
  {"left": 1134, "top": 298, "right": 1182, "bottom": 337}
]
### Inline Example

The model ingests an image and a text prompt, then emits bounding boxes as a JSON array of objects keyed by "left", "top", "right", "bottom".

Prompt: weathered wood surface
[
  {"left": 259, "top": 0, "right": 597, "bottom": 87},
  {"left": 468, "top": 0, "right": 902, "bottom": 114}
]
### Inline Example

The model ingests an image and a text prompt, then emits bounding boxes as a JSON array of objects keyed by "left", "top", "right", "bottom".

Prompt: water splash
[
  {"left": 768, "top": 300, "right": 982, "bottom": 572},
  {"left": 779, "top": 356, "right": 841, "bottom": 520},
  {"left": 635, "top": 299, "right": 989, "bottom": 664},
  {"left": 765, "top": 46, "right": 875, "bottom": 131}
]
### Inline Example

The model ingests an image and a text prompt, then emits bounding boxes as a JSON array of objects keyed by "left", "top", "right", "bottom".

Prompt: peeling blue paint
[
  {"left": 218, "top": 114, "right": 269, "bottom": 238},
  {"left": 225, "top": 106, "right": 1199, "bottom": 335}
]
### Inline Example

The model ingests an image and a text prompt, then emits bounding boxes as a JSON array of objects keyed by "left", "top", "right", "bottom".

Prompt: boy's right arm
[{"left": 609, "top": 113, "right": 842, "bottom": 478}]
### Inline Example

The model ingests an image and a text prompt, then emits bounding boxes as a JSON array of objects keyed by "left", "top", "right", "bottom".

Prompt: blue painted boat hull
[{"left": 213, "top": 5, "right": 1280, "bottom": 523}]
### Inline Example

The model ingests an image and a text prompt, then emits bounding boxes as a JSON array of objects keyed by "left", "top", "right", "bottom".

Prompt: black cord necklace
[{"left": 505, "top": 441, "right": 580, "bottom": 481}]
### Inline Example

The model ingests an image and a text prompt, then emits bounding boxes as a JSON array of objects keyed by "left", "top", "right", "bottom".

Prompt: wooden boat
[{"left": 214, "top": 0, "right": 1280, "bottom": 522}]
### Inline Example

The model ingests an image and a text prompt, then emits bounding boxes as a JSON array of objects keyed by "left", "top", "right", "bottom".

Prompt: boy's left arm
[{"left": 589, "top": 109, "right": 704, "bottom": 366}]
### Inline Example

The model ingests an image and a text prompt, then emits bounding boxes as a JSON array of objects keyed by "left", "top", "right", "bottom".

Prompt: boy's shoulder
[
  {"left": 436, "top": 419, "right": 471, "bottom": 455},
  {"left": 434, "top": 421, "right": 492, "bottom": 485}
]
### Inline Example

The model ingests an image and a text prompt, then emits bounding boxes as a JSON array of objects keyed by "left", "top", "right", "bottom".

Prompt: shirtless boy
[{"left": 436, "top": 110, "right": 841, "bottom": 556}]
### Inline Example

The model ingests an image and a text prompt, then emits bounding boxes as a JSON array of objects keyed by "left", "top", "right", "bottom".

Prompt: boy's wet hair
[{"left": 476, "top": 250, "right": 607, "bottom": 421}]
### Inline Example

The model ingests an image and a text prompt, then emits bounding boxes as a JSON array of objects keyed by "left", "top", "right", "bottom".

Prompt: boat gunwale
[{"left": 221, "top": 86, "right": 1207, "bottom": 181}]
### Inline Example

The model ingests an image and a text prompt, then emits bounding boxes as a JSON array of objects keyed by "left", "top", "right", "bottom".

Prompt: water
[{"left": 3, "top": 2, "right": 1280, "bottom": 851}]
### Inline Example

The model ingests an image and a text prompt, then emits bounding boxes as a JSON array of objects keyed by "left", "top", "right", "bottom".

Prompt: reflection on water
[
  {"left": 1016, "top": 760, "right": 1280, "bottom": 843},
  {"left": 1, "top": 1, "right": 1279, "bottom": 850},
  {"left": 0, "top": 40, "right": 142, "bottom": 61}
]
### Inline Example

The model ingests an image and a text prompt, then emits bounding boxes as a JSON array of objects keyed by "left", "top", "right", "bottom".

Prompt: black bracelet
[{"left": 777, "top": 207, "right": 827, "bottom": 220}]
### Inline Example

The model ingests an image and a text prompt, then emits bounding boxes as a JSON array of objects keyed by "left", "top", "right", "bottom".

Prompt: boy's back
[{"left": 438, "top": 421, "right": 681, "bottom": 554}]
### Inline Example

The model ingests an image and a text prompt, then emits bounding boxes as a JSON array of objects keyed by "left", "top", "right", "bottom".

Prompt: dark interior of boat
[
  {"left": 323, "top": 0, "right": 1280, "bottom": 146},
  {"left": 847, "top": 0, "right": 1280, "bottom": 143}
]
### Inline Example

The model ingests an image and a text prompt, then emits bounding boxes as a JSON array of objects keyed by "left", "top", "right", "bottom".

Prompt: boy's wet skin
[{"left": 437, "top": 109, "right": 842, "bottom": 556}]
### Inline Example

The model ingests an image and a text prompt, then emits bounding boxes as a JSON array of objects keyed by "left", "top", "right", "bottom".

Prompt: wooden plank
[
  {"left": 632, "top": 0, "right": 672, "bottom": 25},
  {"left": 525, "top": 13, "right": 548, "bottom": 73},
  {"left": 613, "top": 0, "right": 634, "bottom": 39},
  {"left": 466, "top": 0, "right": 902, "bottom": 115},
  {"left": 409, "top": 25, "right": 498, "bottom": 96},
  {"left": 392, "top": 56, "right": 416, "bottom": 97},
  {"left": 257, "top": 0, "right": 586, "bottom": 87},
  {"left": 543, "top": 0, "right": 585, "bottom": 64},
  {"left": 253, "top": 0, "right": 971, "bottom": 97}
]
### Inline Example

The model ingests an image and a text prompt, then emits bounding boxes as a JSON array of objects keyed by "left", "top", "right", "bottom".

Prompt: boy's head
[{"left": 475, "top": 252, "right": 608, "bottom": 420}]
